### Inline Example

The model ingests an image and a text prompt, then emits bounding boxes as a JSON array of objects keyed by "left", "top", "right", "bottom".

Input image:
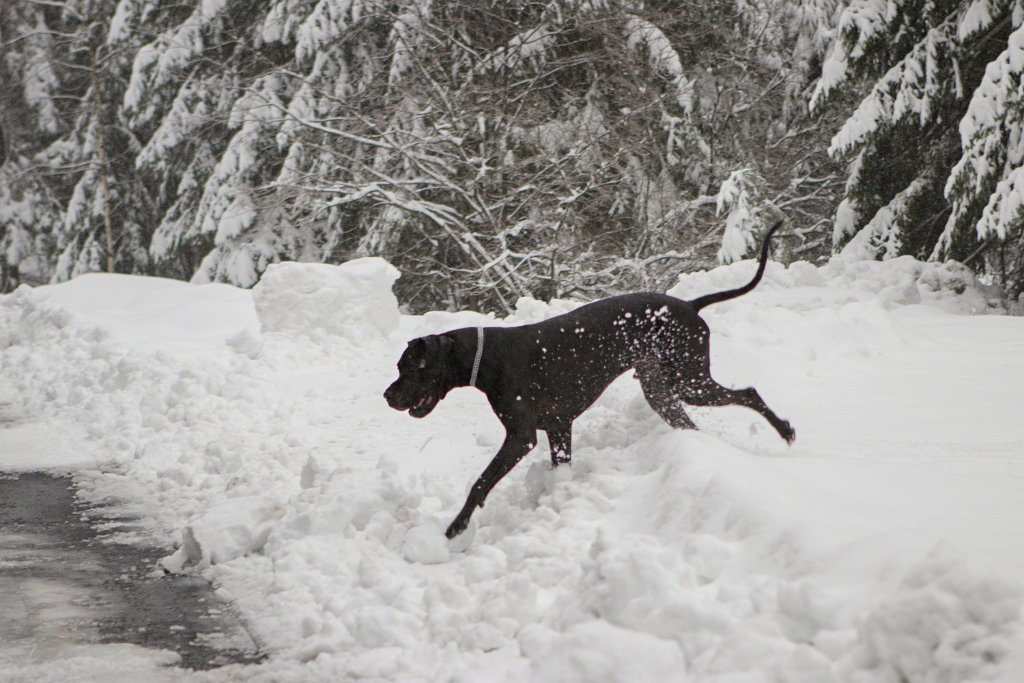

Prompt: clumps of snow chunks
[
  {"left": 162, "top": 495, "right": 285, "bottom": 570},
  {"left": 0, "top": 284, "right": 116, "bottom": 417},
  {"left": 841, "top": 546, "right": 1023, "bottom": 683}
]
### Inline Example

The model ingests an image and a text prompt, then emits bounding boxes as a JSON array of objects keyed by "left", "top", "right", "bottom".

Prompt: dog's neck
[{"left": 446, "top": 327, "right": 486, "bottom": 390}]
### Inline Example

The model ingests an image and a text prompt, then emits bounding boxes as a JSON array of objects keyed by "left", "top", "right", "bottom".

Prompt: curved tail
[{"left": 689, "top": 219, "right": 783, "bottom": 312}]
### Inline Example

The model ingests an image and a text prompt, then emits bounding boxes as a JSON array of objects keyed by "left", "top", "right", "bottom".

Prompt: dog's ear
[
  {"left": 434, "top": 334, "right": 454, "bottom": 357},
  {"left": 406, "top": 337, "right": 429, "bottom": 368},
  {"left": 424, "top": 334, "right": 454, "bottom": 370},
  {"left": 405, "top": 335, "right": 453, "bottom": 369},
  {"left": 431, "top": 335, "right": 456, "bottom": 380}
]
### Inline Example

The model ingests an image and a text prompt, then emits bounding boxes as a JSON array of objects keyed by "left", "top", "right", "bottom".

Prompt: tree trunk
[{"left": 90, "top": 45, "right": 115, "bottom": 273}]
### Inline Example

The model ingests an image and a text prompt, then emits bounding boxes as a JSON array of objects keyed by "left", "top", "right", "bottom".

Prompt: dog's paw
[
  {"left": 781, "top": 421, "right": 796, "bottom": 444},
  {"left": 446, "top": 517, "right": 476, "bottom": 552},
  {"left": 445, "top": 515, "right": 470, "bottom": 539}
]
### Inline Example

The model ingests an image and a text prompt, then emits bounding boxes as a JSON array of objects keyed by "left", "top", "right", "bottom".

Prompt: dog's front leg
[{"left": 446, "top": 428, "right": 537, "bottom": 539}]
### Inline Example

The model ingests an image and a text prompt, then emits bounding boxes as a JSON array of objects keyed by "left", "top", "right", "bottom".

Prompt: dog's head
[{"left": 384, "top": 334, "right": 454, "bottom": 418}]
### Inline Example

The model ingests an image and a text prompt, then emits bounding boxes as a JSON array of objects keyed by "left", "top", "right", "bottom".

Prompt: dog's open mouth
[{"left": 408, "top": 393, "right": 438, "bottom": 418}]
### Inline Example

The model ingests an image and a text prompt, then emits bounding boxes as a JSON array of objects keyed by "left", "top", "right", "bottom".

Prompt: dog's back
[{"left": 485, "top": 293, "right": 705, "bottom": 426}]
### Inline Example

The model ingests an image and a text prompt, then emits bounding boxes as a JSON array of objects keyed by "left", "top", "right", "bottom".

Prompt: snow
[
  {"left": 252, "top": 258, "right": 400, "bottom": 340},
  {"left": 0, "top": 421, "right": 94, "bottom": 471},
  {"left": 122, "top": 42, "right": 161, "bottom": 117},
  {"left": 136, "top": 80, "right": 210, "bottom": 173},
  {"left": 809, "top": 0, "right": 896, "bottom": 111},
  {"left": 811, "top": 41, "right": 849, "bottom": 112},
  {"left": 1, "top": 640, "right": 181, "bottom": 683},
  {"left": 479, "top": 26, "right": 556, "bottom": 74},
  {"left": 625, "top": 15, "right": 694, "bottom": 113},
  {"left": 838, "top": 176, "right": 929, "bottom": 261},
  {"left": 168, "top": 495, "right": 285, "bottom": 569},
  {"left": 1, "top": 255, "right": 1022, "bottom": 681},
  {"left": 21, "top": 14, "right": 61, "bottom": 135},
  {"left": 714, "top": 168, "right": 760, "bottom": 263},
  {"left": 827, "top": 21, "right": 956, "bottom": 157},
  {"left": 214, "top": 194, "right": 257, "bottom": 244},
  {"left": 295, "top": 0, "right": 362, "bottom": 64},
  {"left": 387, "top": 7, "right": 427, "bottom": 86},
  {"left": 959, "top": 0, "right": 998, "bottom": 41}
]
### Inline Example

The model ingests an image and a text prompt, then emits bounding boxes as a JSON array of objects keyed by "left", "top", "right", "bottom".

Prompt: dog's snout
[{"left": 384, "top": 382, "right": 400, "bottom": 407}]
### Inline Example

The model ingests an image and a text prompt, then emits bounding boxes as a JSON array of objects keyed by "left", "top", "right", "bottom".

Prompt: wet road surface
[{"left": 0, "top": 472, "right": 261, "bottom": 674}]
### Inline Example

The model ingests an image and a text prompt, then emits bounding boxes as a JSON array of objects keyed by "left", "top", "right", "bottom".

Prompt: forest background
[{"left": 2, "top": 0, "right": 1023, "bottom": 313}]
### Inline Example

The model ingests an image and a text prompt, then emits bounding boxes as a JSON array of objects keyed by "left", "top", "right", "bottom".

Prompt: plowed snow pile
[{"left": 1, "top": 255, "right": 1021, "bottom": 682}]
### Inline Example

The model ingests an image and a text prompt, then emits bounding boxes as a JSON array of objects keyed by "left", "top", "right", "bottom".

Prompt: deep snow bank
[
  {"left": 1, "top": 254, "right": 1022, "bottom": 683},
  {"left": 252, "top": 258, "right": 400, "bottom": 341}
]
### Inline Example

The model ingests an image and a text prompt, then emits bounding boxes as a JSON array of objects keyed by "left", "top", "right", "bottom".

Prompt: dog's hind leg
[
  {"left": 674, "top": 368, "right": 795, "bottom": 443},
  {"left": 636, "top": 361, "right": 697, "bottom": 430},
  {"left": 446, "top": 428, "right": 537, "bottom": 538},
  {"left": 546, "top": 421, "right": 573, "bottom": 467}
]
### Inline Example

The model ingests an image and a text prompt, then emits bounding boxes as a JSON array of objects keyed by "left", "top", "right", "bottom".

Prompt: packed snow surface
[{"left": 1, "top": 254, "right": 1022, "bottom": 682}]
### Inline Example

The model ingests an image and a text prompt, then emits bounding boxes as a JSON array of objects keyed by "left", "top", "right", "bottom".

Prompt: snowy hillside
[{"left": 1, "top": 255, "right": 1022, "bottom": 682}]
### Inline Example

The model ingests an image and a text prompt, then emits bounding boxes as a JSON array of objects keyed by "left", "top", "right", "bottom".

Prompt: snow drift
[
  {"left": 0, "top": 254, "right": 1021, "bottom": 682},
  {"left": 252, "top": 257, "right": 401, "bottom": 340}
]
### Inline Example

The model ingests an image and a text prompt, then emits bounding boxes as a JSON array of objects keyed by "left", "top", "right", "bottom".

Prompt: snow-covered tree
[
  {"left": 2, "top": 0, "right": 847, "bottom": 309},
  {"left": 121, "top": 0, "right": 261, "bottom": 281},
  {"left": 1, "top": 3, "right": 68, "bottom": 287},
  {"left": 0, "top": 0, "right": 158, "bottom": 285},
  {"left": 813, "top": 0, "right": 1024, "bottom": 300},
  {"left": 942, "top": 14, "right": 1024, "bottom": 299},
  {"left": 245, "top": 0, "right": 842, "bottom": 310}
]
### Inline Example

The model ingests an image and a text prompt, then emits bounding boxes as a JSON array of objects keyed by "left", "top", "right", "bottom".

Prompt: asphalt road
[{"left": 0, "top": 472, "right": 261, "bottom": 673}]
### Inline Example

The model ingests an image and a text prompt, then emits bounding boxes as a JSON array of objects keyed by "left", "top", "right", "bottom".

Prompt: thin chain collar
[{"left": 469, "top": 327, "right": 484, "bottom": 387}]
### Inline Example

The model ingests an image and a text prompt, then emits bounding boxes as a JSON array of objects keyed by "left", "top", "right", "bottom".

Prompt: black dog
[{"left": 385, "top": 222, "right": 793, "bottom": 538}]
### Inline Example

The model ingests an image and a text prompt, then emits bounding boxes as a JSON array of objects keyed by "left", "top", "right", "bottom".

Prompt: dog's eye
[{"left": 417, "top": 359, "right": 427, "bottom": 369}]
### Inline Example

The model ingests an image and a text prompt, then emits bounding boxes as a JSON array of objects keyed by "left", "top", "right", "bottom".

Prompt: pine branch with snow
[{"left": 812, "top": 0, "right": 1024, "bottom": 299}]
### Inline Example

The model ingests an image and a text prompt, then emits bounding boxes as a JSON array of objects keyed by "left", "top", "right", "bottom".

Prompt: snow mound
[
  {"left": 843, "top": 547, "right": 1023, "bottom": 683},
  {"left": 253, "top": 258, "right": 400, "bottom": 340},
  {"left": 402, "top": 524, "right": 451, "bottom": 565},
  {"left": 521, "top": 620, "right": 687, "bottom": 682},
  {"left": 668, "top": 256, "right": 998, "bottom": 314}
]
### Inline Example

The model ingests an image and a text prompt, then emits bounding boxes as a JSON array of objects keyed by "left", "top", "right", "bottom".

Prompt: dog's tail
[{"left": 689, "top": 219, "right": 783, "bottom": 313}]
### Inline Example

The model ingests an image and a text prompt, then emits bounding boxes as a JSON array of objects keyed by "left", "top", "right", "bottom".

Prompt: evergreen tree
[
  {"left": 1, "top": 2, "right": 68, "bottom": 288},
  {"left": 0, "top": 0, "right": 157, "bottom": 286},
  {"left": 812, "top": 0, "right": 1023, "bottom": 300}
]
